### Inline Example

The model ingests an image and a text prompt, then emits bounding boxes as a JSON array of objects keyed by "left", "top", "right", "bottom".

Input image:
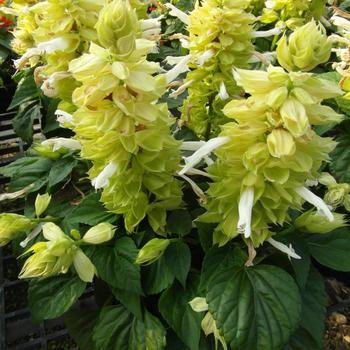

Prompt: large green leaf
[
  {"left": 92, "top": 237, "right": 142, "bottom": 294},
  {"left": 13, "top": 102, "right": 41, "bottom": 143},
  {"left": 93, "top": 305, "right": 166, "bottom": 350},
  {"left": 62, "top": 192, "right": 116, "bottom": 227},
  {"left": 167, "top": 210, "right": 192, "bottom": 236},
  {"left": 8, "top": 74, "right": 40, "bottom": 110},
  {"left": 287, "top": 267, "right": 326, "bottom": 350},
  {"left": 199, "top": 244, "right": 246, "bottom": 292},
  {"left": 28, "top": 275, "right": 86, "bottom": 320},
  {"left": 48, "top": 156, "right": 78, "bottom": 187},
  {"left": 65, "top": 309, "right": 99, "bottom": 350},
  {"left": 330, "top": 122, "right": 350, "bottom": 182},
  {"left": 159, "top": 275, "right": 202, "bottom": 350},
  {"left": 143, "top": 254, "right": 175, "bottom": 295},
  {"left": 112, "top": 287, "right": 142, "bottom": 320},
  {"left": 164, "top": 241, "right": 191, "bottom": 287},
  {"left": 307, "top": 229, "right": 350, "bottom": 271},
  {"left": 206, "top": 264, "right": 301, "bottom": 350},
  {"left": 2, "top": 156, "right": 52, "bottom": 193}
]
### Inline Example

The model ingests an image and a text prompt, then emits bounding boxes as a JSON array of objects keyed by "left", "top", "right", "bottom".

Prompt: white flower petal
[
  {"left": 41, "top": 138, "right": 81, "bottom": 151},
  {"left": 164, "top": 3, "right": 190, "bottom": 25},
  {"left": 178, "top": 173, "right": 206, "bottom": 202},
  {"left": 197, "top": 49, "right": 215, "bottom": 66},
  {"left": 295, "top": 186, "right": 334, "bottom": 222},
  {"left": 237, "top": 187, "right": 254, "bottom": 238},
  {"left": 55, "top": 109, "right": 74, "bottom": 125},
  {"left": 217, "top": 81, "right": 229, "bottom": 100},
  {"left": 251, "top": 27, "right": 282, "bottom": 38},
  {"left": 91, "top": 161, "right": 117, "bottom": 190},
  {"left": 267, "top": 238, "right": 301, "bottom": 259},
  {"left": 165, "top": 55, "right": 191, "bottom": 83},
  {"left": 20, "top": 223, "right": 44, "bottom": 248},
  {"left": 180, "top": 141, "right": 206, "bottom": 151},
  {"left": 179, "top": 136, "right": 230, "bottom": 175}
]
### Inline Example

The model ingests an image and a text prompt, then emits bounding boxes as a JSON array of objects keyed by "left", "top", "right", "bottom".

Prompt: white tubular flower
[
  {"left": 331, "top": 15, "right": 350, "bottom": 32},
  {"left": 265, "top": 0, "right": 275, "bottom": 9},
  {"left": 180, "top": 141, "right": 206, "bottom": 151},
  {"left": 91, "top": 161, "right": 117, "bottom": 190},
  {"left": 55, "top": 109, "right": 74, "bottom": 126},
  {"left": 251, "top": 27, "right": 282, "bottom": 38},
  {"left": 169, "top": 79, "right": 194, "bottom": 98},
  {"left": 165, "top": 55, "right": 191, "bottom": 83},
  {"left": 179, "top": 136, "right": 230, "bottom": 175},
  {"left": 295, "top": 186, "right": 334, "bottom": 222},
  {"left": 0, "top": 184, "right": 34, "bottom": 202},
  {"left": 217, "top": 81, "right": 229, "bottom": 100},
  {"left": 248, "top": 51, "right": 276, "bottom": 64},
  {"left": 20, "top": 223, "right": 44, "bottom": 248},
  {"left": 267, "top": 238, "right": 301, "bottom": 260},
  {"left": 141, "top": 16, "right": 163, "bottom": 39},
  {"left": 197, "top": 49, "right": 215, "bottom": 66},
  {"left": 164, "top": 56, "right": 186, "bottom": 65},
  {"left": 178, "top": 173, "right": 207, "bottom": 202},
  {"left": 41, "top": 138, "right": 81, "bottom": 152},
  {"left": 14, "top": 37, "right": 73, "bottom": 69},
  {"left": 164, "top": 3, "right": 190, "bottom": 25},
  {"left": 180, "top": 38, "right": 190, "bottom": 49},
  {"left": 41, "top": 71, "right": 71, "bottom": 98},
  {"left": 237, "top": 187, "right": 254, "bottom": 238}
]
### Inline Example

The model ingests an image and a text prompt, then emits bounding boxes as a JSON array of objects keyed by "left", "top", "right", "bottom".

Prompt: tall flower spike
[{"left": 237, "top": 187, "right": 254, "bottom": 238}]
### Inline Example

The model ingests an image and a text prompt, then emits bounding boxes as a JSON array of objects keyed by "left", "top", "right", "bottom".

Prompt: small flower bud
[
  {"left": 135, "top": 238, "right": 170, "bottom": 265},
  {"left": 277, "top": 21, "right": 331, "bottom": 72},
  {"left": 82, "top": 223, "right": 115, "bottom": 244},
  {"left": 325, "top": 183, "right": 350, "bottom": 208},
  {"left": 295, "top": 210, "right": 347, "bottom": 234},
  {"left": 35, "top": 193, "right": 51, "bottom": 217}
]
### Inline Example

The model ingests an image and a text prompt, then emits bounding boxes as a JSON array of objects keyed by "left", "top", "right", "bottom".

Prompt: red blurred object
[{"left": 0, "top": 15, "right": 13, "bottom": 29}]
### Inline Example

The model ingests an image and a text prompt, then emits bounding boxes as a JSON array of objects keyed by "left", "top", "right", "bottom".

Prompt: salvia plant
[{"left": 1, "top": 0, "right": 350, "bottom": 349}]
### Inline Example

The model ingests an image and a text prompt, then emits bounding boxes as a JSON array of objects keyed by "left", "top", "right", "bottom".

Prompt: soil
[{"left": 325, "top": 278, "right": 350, "bottom": 349}]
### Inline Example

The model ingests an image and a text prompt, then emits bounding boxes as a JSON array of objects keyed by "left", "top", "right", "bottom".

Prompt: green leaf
[
  {"left": 112, "top": 287, "right": 142, "bottom": 320},
  {"left": 28, "top": 275, "right": 86, "bottom": 320},
  {"left": 196, "top": 222, "right": 215, "bottom": 252},
  {"left": 13, "top": 102, "right": 41, "bottom": 144},
  {"left": 206, "top": 264, "right": 301, "bottom": 350},
  {"left": 167, "top": 210, "right": 192, "bottom": 236},
  {"left": 307, "top": 228, "right": 350, "bottom": 271},
  {"left": 199, "top": 244, "right": 246, "bottom": 292},
  {"left": 93, "top": 305, "right": 166, "bottom": 350},
  {"left": 159, "top": 275, "right": 202, "bottom": 350},
  {"left": 287, "top": 267, "right": 326, "bottom": 350},
  {"left": 164, "top": 241, "right": 191, "bottom": 287},
  {"left": 8, "top": 74, "right": 40, "bottom": 110},
  {"left": 143, "top": 254, "right": 175, "bottom": 295},
  {"left": 62, "top": 192, "right": 116, "bottom": 226},
  {"left": 48, "top": 157, "right": 78, "bottom": 187},
  {"left": 65, "top": 309, "right": 99, "bottom": 350},
  {"left": 1, "top": 156, "right": 52, "bottom": 193},
  {"left": 330, "top": 123, "right": 350, "bottom": 182},
  {"left": 92, "top": 237, "right": 142, "bottom": 294}
]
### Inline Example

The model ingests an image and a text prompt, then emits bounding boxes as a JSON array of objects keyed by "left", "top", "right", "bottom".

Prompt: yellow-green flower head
[
  {"left": 19, "top": 223, "right": 97, "bottom": 282},
  {"left": 295, "top": 210, "right": 347, "bottom": 233},
  {"left": 0, "top": 214, "right": 36, "bottom": 247},
  {"left": 325, "top": 183, "right": 350, "bottom": 209},
  {"left": 277, "top": 21, "right": 331, "bottom": 72},
  {"left": 182, "top": 67, "right": 343, "bottom": 246},
  {"left": 261, "top": 0, "right": 327, "bottom": 28},
  {"left": 95, "top": 0, "right": 140, "bottom": 58},
  {"left": 180, "top": 0, "right": 255, "bottom": 139}
]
